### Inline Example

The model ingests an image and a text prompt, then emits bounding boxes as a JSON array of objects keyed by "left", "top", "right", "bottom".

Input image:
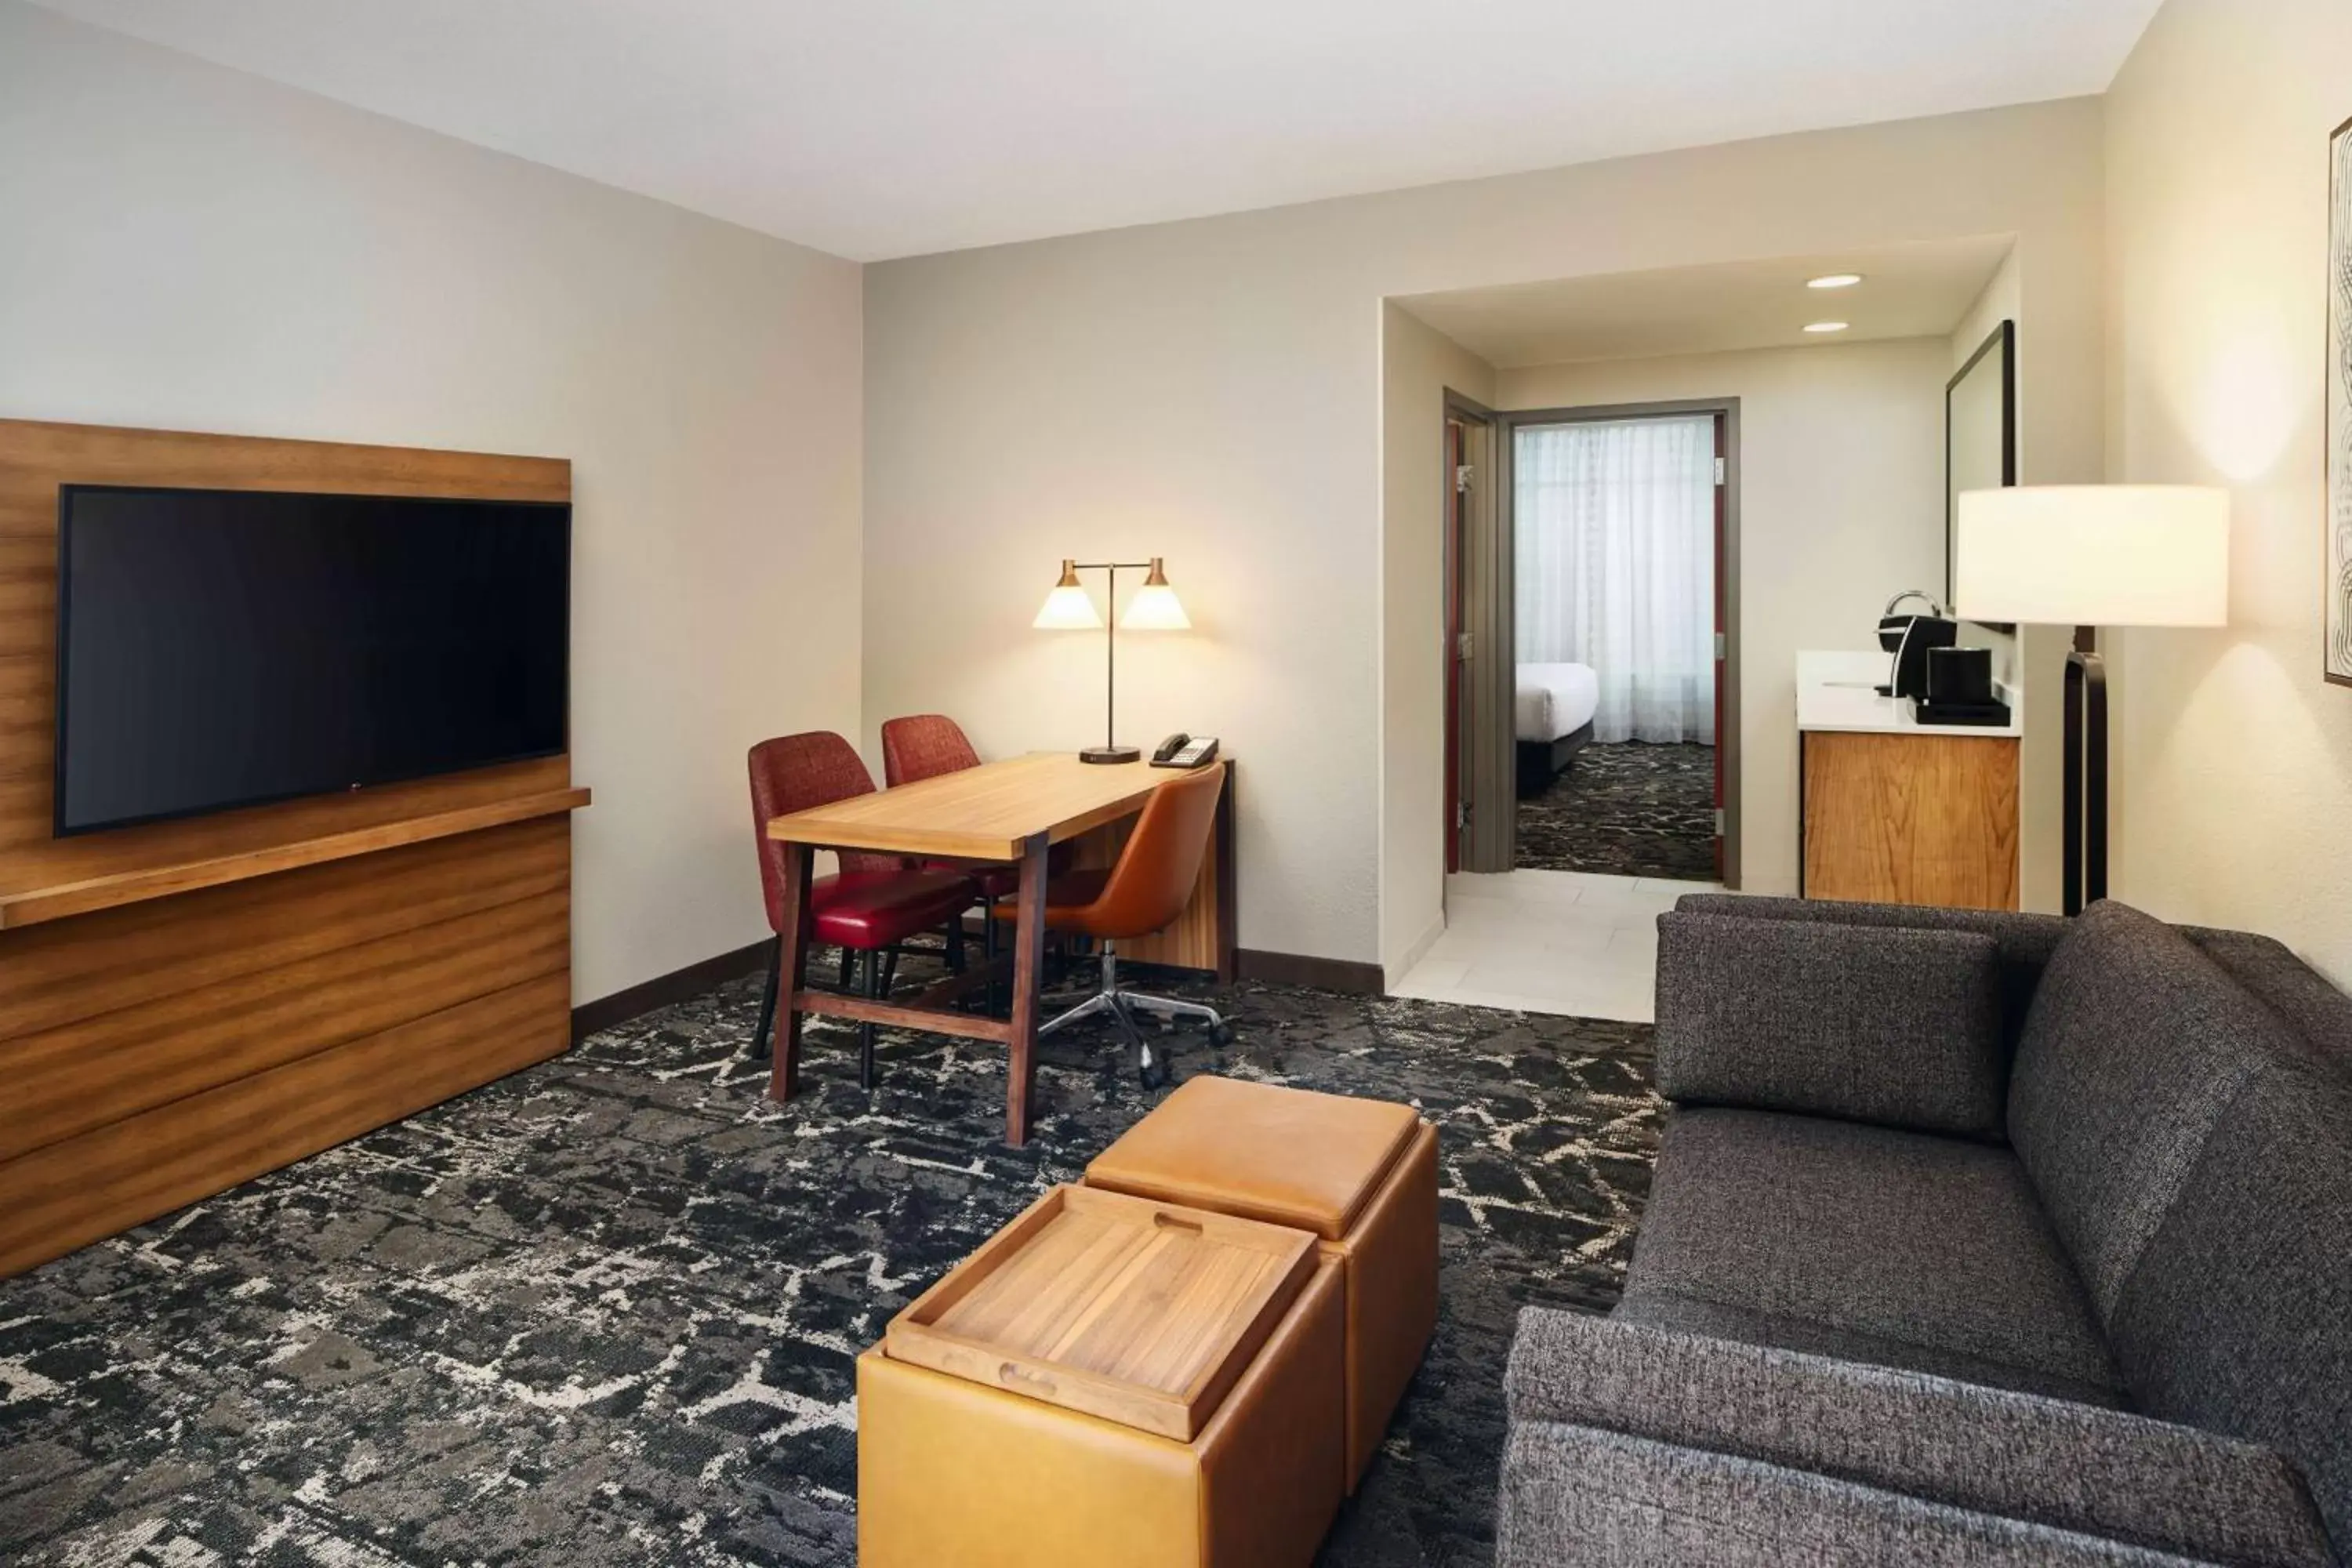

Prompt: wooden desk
[{"left": 764, "top": 753, "right": 1233, "bottom": 1145}]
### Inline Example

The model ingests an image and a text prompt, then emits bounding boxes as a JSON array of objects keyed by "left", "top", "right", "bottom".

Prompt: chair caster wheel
[{"left": 1207, "top": 1022, "right": 1234, "bottom": 1047}]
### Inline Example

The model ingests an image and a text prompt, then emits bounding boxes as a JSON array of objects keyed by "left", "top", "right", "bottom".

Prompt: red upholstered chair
[
  {"left": 880, "top": 714, "right": 1041, "bottom": 899},
  {"left": 880, "top": 714, "right": 1076, "bottom": 996},
  {"left": 748, "top": 732, "right": 976, "bottom": 1089},
  {"left": 880, "top": 713, "right": 983, "bottom": 790}
]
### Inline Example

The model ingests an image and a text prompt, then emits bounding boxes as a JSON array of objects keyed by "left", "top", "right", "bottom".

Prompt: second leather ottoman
[{"left": 1085, "top": 1076, "right": 1439, "bottom": 1489}]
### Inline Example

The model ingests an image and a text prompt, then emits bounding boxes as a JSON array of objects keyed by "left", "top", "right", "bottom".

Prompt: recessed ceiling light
[
  {"left": 1808, "top": 273, "right": 1865, "bottom": 289},
  {"left": 1804, "top": 321, "right": 1851, "bottom": 334}
]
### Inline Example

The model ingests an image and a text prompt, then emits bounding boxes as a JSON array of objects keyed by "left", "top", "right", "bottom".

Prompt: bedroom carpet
[
  {"left": 0, "top": 959, "right": 1661, "bottom": 1567},
  {"left": 1516, "top": 741, "right": 1716, "bottom": 881}
]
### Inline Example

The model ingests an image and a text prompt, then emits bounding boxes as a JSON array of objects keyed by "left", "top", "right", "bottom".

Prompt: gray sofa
[{"left": 1496, "top": 896, "right": 2352, "bottom": 1567}]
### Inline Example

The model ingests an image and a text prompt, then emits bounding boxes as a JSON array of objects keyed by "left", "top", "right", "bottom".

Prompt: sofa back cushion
[
  {"left": 2006, "top": 902, "right": 2301, "bottom": 1320},
  {"left": 2107, "top": 1061, "right": 2352, "bottom": 1552},
  {"left": 1656, "top": 912, "right": 2006, "bottom": 1137},
  {"left": 1673, "top": 895, "right": 2065, "bottom": 1065},
  {"left": 2185, "top": 925, "right": 2352, "bottom": 1073}
]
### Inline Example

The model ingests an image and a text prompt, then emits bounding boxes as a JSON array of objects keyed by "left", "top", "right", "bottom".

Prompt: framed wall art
[{"left": 2328, "top": 114, "right": 2352, "bottom": 684}]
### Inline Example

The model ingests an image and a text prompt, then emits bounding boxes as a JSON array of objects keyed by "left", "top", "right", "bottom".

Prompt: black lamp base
[
  {"left": 2063, "top": 630, "right": 2109, "bottom": 917},
  {"left": 1080, "top": 745, "right": 1141, "bottom": 765}
]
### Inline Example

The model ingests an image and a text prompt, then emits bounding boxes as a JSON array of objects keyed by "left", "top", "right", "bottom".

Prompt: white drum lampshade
[
  {"left": 1951, "top": 483, "right": 2229, "bottom": 918},
  {"left": 1953, "top": 485, "right": 2230, "bottom": 628}
]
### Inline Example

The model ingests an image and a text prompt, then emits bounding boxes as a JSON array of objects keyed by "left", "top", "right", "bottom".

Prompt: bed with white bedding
[
  {"left": 1515, "top": 662, "right": 1599, "bottom": 797},
  {"left": 1515, "top": 662, "right": 1599, "bottom": 742}
]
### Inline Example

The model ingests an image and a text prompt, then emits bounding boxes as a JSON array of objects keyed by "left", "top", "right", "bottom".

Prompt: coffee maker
[{"left": 1878, "top": 590, "right": 1958, "bottom": 700}]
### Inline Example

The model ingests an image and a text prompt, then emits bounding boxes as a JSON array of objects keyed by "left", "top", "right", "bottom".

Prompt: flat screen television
[{"left": 55, "top": 485, "right": 571, "bottom": 837}]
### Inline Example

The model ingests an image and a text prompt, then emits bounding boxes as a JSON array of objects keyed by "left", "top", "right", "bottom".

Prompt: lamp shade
[
  {"left": 1033, "top": 560, "right": 1104, "bottom": 630},
  {"left": 1953, "top": 485, "right": 2230, "bottom": 627},
  {"left": 1119, "top": 557, "right": 1190, "bottom": 630}
]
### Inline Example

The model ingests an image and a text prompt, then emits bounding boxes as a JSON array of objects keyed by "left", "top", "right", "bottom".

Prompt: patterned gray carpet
[
  {"left": 1516, "top": 741, "right": 1717, "bottom": 881},
  {"left": 0, "top": 959, "right": 1661, "bottom": 1567}
]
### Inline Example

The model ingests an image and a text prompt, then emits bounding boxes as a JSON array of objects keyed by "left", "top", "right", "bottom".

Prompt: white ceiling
[
  {"left": 34, "top": 0, "right": 2163, "bottom": 262},
  {"left": 1396, "top": 238, "right": 2016, "bottom": 368}
]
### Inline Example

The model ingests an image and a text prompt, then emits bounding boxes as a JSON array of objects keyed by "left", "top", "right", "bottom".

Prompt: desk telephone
[{"left": 1150, "top": 733, "right": 1220, "bottom": 769}]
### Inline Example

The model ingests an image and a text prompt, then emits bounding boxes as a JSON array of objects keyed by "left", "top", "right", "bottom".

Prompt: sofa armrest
[
  {"left": 1655, "top": 909, "right": 2008, "bottom": 1137},
  {"left": 1506, "top": 1308, "right": 2334, "bottom": 1568},
  {"left": 1497, "top": 1420, "right": 2245, "bottom": 1567}
]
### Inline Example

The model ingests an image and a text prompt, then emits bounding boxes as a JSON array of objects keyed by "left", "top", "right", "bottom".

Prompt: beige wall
[
  {"left": 2103, "top": 0, "right": 2352, "bottom": 982},
  {"left": 1496, "top": 339, "right": 1951, "bottom": 897},
  {"left": 0, "top": 3, "right": 866, "bottom": 1004},
  {"left": 1379, "top": 304, "right": 1494, "bottom": 976},
  {"left": 867, "top": 99, "right": 2108, "bottom": 966},
  {"left": 1951, "top": 248, "right": 2024, "bottom": 377}
]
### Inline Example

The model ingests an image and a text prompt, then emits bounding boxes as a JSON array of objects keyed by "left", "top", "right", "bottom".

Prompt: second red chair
[
  {"left": 748, "top": 731, "right": 976, "bottom": 1090},
  {"left": 880, "top": 714, "right": 1077, "bottom": 1002},
  {"left": 880, "top": 713, "right": 1033, "bottom": 903}
]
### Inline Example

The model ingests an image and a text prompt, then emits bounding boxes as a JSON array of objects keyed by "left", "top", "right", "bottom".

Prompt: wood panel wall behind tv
[{"left": 0, "top": 419, "right": 586, "bottom": 1279}]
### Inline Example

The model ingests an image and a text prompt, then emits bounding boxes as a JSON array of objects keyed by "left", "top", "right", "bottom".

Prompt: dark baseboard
[
  {"left": 572, "top": 938, "right": 1381, "bottom": 1038},
  {"left": 1234, "top": 948, "right": 1385, "bottom": 996},
  {"left": 572, "top": 937, "right": 774, "bottom": 1042}
]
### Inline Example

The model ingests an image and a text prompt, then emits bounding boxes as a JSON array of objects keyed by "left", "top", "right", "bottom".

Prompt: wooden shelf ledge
[{"left": 0, "top": 786, "right": 590, "bottom": 930}]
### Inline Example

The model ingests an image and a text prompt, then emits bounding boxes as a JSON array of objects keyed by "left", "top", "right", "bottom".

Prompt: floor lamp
[{"left": 1953, "top": 486, "right": 2229, "bottom": 916}]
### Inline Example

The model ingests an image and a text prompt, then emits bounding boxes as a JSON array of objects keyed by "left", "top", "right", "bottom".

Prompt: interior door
[
  {"left": 1444, "top": 419, "right": 1468, "bottom": 874},
  {"left": 1711, "top": 414, "right": 1728, "bottom": 881}
]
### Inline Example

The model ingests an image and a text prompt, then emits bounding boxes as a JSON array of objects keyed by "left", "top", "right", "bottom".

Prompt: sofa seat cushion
[{"left": 1620, "top": 1109, "right": 2122, "bottom": 1406}]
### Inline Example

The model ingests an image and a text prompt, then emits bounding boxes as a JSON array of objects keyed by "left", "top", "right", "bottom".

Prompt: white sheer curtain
[{"left": 1515, "top": 416, "right": 1716, "bottom": 745}]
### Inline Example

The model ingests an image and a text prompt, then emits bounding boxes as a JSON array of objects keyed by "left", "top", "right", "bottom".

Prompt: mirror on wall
[{"left": 1947, "top": 320, "right": 2016, "bottom": 619}]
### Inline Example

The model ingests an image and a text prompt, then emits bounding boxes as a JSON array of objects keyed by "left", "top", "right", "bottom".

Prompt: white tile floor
[{"left": 1389, "top": 868, "right": 1727, "bottom": 1022}]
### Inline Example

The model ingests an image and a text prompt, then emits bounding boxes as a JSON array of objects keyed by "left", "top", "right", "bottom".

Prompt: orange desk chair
[{"left": 994, "top": 762, "right": 1231, "bottom": 1087}]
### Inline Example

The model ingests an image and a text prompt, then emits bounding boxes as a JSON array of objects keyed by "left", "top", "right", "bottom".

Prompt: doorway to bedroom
[{"left": 1504, "top": 404, "right": 1732, "bottom": 882}]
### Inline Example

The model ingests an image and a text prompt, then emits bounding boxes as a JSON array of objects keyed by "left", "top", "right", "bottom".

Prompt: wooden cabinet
[{"left": 1802, "top": 731, "right": 2020, "bottom": 911}]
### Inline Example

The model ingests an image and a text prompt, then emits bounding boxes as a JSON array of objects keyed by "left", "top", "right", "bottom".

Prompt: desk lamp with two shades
[{"left": 1033, "top": 557, "right": 1190, "bottom": 764}]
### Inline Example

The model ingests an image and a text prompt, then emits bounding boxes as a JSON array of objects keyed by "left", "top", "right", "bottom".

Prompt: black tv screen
[{"left": 56, "top": 485, "right": 570, "bottom": 836}]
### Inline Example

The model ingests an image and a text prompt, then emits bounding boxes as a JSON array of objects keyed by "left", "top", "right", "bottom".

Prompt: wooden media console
[{"left": 0, "top": 419, "right": 588, "bottom": 1278}]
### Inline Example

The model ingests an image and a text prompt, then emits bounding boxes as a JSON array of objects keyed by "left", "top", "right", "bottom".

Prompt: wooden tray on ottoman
[{"left": 884, "top": 1183, "right": 1316, "bottom": 1441}]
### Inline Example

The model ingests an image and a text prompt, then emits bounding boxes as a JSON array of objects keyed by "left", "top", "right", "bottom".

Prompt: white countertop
[{"left": 1796, "top": 649, "right": 2024, "bottom": 738}]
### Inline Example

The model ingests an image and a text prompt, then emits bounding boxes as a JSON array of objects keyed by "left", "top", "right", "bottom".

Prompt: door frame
[
  {"left": 1443, "top": 390, "right": 1508, "bottom": 873},
  {"left": 1492, "top": 397, "right": 1744, "bottom": 889},
  {"left": 1443, "top": 416, "right": 1468, "bottom": 875}
]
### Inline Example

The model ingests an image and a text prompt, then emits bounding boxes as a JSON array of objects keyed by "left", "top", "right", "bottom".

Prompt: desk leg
[
  {"left": 1004, "top": 831, "right": 1051, "bottom": 1146},
  {"left": 767, "top": 840, "right": 813, "bottom": 1104}
]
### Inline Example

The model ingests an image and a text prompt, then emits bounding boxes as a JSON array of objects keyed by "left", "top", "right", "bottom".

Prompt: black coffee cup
[{"left": 1926, "top": 645, "right": 1994, "bottom": 704}]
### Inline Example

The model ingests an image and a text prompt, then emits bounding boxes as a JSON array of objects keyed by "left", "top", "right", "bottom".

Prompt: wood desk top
[
  {"left": 765, "top": 752, "right": 1225, "bottom": 862},
  {"left": 884, "top": 1184, "right": 1315, "bottom": 1441}
]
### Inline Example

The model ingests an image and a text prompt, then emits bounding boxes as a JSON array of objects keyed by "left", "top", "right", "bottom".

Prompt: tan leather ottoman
[
  {"left": 858, "top": 1185, "right": 1345, "bottom": 1568},
  {"left": 1083, "top": 1076, "right": 1439, "bottom": 1490}
]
